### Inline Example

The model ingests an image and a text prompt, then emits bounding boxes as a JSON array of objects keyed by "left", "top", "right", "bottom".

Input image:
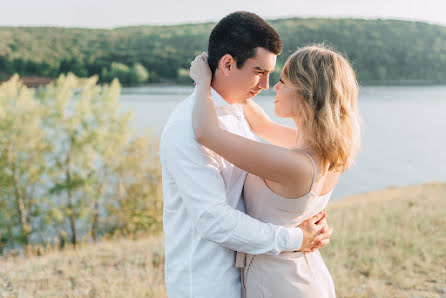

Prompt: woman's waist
[
  {"left": 242, "top": 211, "right": 317, "bottom": 228},
  {"left": 244, "top": 197, "right": 330, "bottom": 226},
  {"left": 236, "top": 250, "right": 321, "bottom": 268}
]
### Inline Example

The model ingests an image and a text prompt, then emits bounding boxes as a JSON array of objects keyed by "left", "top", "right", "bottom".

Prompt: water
[{"left": 120, "top": 85, "right": 446, "bottom": 199}]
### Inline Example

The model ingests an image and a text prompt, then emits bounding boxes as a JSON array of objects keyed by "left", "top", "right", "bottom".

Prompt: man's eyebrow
[{"left": 254, "top": 66, "right": 273, "bottom": 72}]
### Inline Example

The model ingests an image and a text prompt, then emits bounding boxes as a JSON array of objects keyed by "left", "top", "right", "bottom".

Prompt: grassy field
[{"left": 1, "top": 182, "right": 445, "bottom": 297}]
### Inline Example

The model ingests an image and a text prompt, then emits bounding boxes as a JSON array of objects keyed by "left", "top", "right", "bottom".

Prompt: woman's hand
[{"left": 190, "top": 52, "right": 212, "bottom": 85}]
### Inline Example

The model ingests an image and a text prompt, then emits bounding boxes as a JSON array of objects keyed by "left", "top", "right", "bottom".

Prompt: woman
[{"left": 190, "top": 45, "right": 360, "bottom": 297}]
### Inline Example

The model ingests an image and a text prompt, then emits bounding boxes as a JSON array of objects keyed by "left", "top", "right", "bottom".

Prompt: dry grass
[
  {"left": 1, "top": 183, "right": 445, "bottom": 298},
  {"left": 322, "top": 182, "right": 446, "bottom": 298},
  {"left": 0, "top": 236, "right": 166, "bottom": 298}
]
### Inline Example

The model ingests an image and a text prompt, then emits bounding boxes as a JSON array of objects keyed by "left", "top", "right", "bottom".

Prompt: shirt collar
[
  {"left": 210, "top": 87, "right": 229, "bottom": 108},
  {"left": 210, "top": 87, "right": 243, "bottom": 118}
]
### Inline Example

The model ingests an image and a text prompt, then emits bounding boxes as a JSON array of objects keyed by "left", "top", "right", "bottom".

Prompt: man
[{"left": 160, "top": 11, "right": 332, "bottom": 298}]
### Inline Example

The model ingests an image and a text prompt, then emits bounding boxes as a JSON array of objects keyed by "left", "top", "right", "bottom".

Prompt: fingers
[
  {"left": 319, "top": 239, "right": 330, "bottom": 248},
  {"left": 312, "top": 233, "right": 327, "bottom": 247},
  {"left": 317, "top": 217, "right": 327, "bottom": 231},
  {"left": 306, "top": 238, "right": 329, "bottom": 252},
  {"left": 313, "top": 240, "right": 329, "bottom": 250},
  {"left": 321, "top": 226, "right": 326, "bottom": 234},
  {"left": 193, "top": 53, "right": 207, "bottom": 62},
  {"left": 315, "top": 226, "right": 333, "bottom": 246},
  {"left": 194, "top": 53, "right": 207, "bottom": 62},
  {"left": 315, "top": 211, "right": 327, "bottom": 224},
  {"left": 192, "top": 55, "right": 208, "bottom": 69},
  {"left": 310, "top": 211, "right": 326, "bottom": 224},
  {"left": 318, "top": 219, "right": 330, "bottom": 236},
  {"left": 314, "top": 212, "right": 327, "bottom": 229}
]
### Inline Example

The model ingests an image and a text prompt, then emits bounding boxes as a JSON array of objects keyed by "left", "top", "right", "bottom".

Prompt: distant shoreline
[
  {"left": 2, "top": 19, "right": 445, "bottom": 86},
  {"left": 1, "top": 75, "right": 445, "bottom": 88}
]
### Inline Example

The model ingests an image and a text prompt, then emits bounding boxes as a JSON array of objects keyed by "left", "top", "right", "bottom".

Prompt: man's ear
[{"left": 218, "top": 54, "right": 235, "bottom": 77}]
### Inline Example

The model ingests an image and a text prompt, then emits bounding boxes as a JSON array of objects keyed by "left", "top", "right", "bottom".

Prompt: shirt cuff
[{"left": 283, "top": 227, "right": 303, "bottom": 251}]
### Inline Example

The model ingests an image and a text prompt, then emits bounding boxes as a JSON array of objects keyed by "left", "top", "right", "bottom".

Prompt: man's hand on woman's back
[{"left": 298, "top": 211, "right": 333, "bottom": 252}]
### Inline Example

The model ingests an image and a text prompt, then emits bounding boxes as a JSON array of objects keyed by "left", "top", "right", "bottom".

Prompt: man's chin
[
  {"left": 249, "top": 91, "right": 260, "bottom": 98},
  {"left": 239, "top": 97, "right": 251, "bottom": 104},
  {"left": 234, "top": 93, "right": 257, "bottom": 104},
  {"left": 246, "top": 92, "right": 259, "bottom": 100}
]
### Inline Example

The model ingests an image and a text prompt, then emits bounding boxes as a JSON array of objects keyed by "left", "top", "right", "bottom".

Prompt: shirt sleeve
[{"left": 161, "top": 121, "right": 303, "bottom": 255}]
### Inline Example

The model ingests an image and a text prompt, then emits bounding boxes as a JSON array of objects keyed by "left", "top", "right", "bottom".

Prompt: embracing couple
[{"left": 160, "top": 11, "right": 360, "bottom": 298}]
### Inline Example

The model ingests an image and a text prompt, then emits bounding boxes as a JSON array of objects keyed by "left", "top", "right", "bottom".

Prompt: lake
[{"left": 120, "top": 85, "right": 446, "bottom": 199}]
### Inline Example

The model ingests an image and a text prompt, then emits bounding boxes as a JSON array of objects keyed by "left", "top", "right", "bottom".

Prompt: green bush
[
  {"left": 101, "top": 62, "right": 149, "bottom": 85},
  {"left": 0, "top": 74, "right": 162, "bottom": 254}
]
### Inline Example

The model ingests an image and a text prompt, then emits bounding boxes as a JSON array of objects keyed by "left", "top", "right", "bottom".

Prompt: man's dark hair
[{"left": 208, "top": 11, "right": 283, "bottom": 74}]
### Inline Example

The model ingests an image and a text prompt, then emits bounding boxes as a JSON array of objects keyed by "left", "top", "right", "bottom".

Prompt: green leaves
[
  {"left": 2, "top": 19, "right": 446, "bottom": 85},
  {"left": 49, "top": 177, "right": 88, "bottom": 195},
  {"left": 100, "top": 62, "right": 150, "bottom": 85},
  {"left": 0, "top": 74, "right": 162, "bottom": 254},
  {"left": 0, "top": 75, "right": 47, "bottom": 248}
]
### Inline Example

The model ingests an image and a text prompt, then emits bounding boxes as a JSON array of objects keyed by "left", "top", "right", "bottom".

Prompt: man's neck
[{"left": 211, "top": 79, "right": 235, "bottom": 105}]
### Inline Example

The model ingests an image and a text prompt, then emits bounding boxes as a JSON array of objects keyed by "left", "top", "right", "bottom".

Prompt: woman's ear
[{"left": 218, "top": 54, "right": 235, "bottom": 77}]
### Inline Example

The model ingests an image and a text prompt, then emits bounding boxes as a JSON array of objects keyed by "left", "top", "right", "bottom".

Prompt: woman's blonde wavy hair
[{"left": 282, "top": 44, "right": 361, "bottom": 172}]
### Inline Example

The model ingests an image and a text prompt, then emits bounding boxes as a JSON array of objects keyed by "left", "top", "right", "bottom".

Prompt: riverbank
[
  {"left": 0, "top": 182, "right": 445, "bottom": 297},
  {"left": 0, "top": 76, "right": 55, "bottom": 87},
  {"left": 1, "top": 75, "right": 444, "bottom": 88}
]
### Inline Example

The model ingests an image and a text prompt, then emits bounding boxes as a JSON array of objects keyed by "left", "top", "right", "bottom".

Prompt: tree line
[
  {"left": 0, "top": 18, "right": 445, "bottom": 86},
  {"left": 0, "top": 74, "right": 162, "bottom": 256}
]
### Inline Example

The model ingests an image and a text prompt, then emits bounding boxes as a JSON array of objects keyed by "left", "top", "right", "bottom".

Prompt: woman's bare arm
[
  {"left": 242, "top": 98, "right": 299, "bottom": 148},
  {"left": 190, "top": 54, "right": 312, "bottom": 188}
]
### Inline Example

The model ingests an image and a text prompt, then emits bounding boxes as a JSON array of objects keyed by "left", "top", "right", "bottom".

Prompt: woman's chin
[{"left": 273, "top": 109, "right": 283, "bottom": 118}]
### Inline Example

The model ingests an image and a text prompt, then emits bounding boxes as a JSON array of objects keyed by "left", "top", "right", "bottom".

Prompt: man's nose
[{"left": 259, "top": 74, "right": 269, "bottom": 90}]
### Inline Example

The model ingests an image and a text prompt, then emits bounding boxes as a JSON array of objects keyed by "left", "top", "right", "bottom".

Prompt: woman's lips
[
  {"left": 250, "top": 91, "right": 259, "bottom": 97},
  {"left": 274, "top": 97, "right": 278, "bottom": 104}
]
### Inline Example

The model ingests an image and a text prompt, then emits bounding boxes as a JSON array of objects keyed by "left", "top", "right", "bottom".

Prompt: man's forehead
[
  {"left": 253, "top": 48, "right": 276, "bottom": 67},
  {"left": 254, "top": 65, "right": 275, "bottom": 72},
  {"left": 244, "top": 47, "right": 277, "bottom": 71}
]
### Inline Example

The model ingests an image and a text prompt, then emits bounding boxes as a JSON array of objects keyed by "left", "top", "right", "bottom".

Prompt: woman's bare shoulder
[{"left": 263, "top": 148, "right": 316, "bottom": 198}]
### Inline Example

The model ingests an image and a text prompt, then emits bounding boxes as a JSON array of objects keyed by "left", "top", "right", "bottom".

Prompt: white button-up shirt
[{"left": 160, "top": 88, "right": 303, "bottom": 298}]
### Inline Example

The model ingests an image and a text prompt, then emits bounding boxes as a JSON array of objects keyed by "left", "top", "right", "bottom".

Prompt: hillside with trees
[{"left": 0, "top": 18, "right": 445, "bottom": 85}]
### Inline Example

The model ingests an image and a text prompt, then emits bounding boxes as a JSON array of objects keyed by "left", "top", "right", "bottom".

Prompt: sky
[{"left": 1, "top": 0, "right": 446, "bottom": 28}]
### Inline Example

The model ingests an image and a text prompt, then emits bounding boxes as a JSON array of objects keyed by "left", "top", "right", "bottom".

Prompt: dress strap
[{"left": 304, "top": 152, "right": 317, "bottom": 192}]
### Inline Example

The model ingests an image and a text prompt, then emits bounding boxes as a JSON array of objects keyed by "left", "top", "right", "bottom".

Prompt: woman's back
[
  {"left": 237, "top": 152, "right": 337, "bottom": 298},
  {"left": 262, "top": 150, "right": 340, "bottom": 200}
]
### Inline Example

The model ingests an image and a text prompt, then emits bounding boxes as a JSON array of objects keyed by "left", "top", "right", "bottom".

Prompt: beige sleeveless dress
[{"left": 236, "top": 153, "right": 336, "bottom": 298}]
